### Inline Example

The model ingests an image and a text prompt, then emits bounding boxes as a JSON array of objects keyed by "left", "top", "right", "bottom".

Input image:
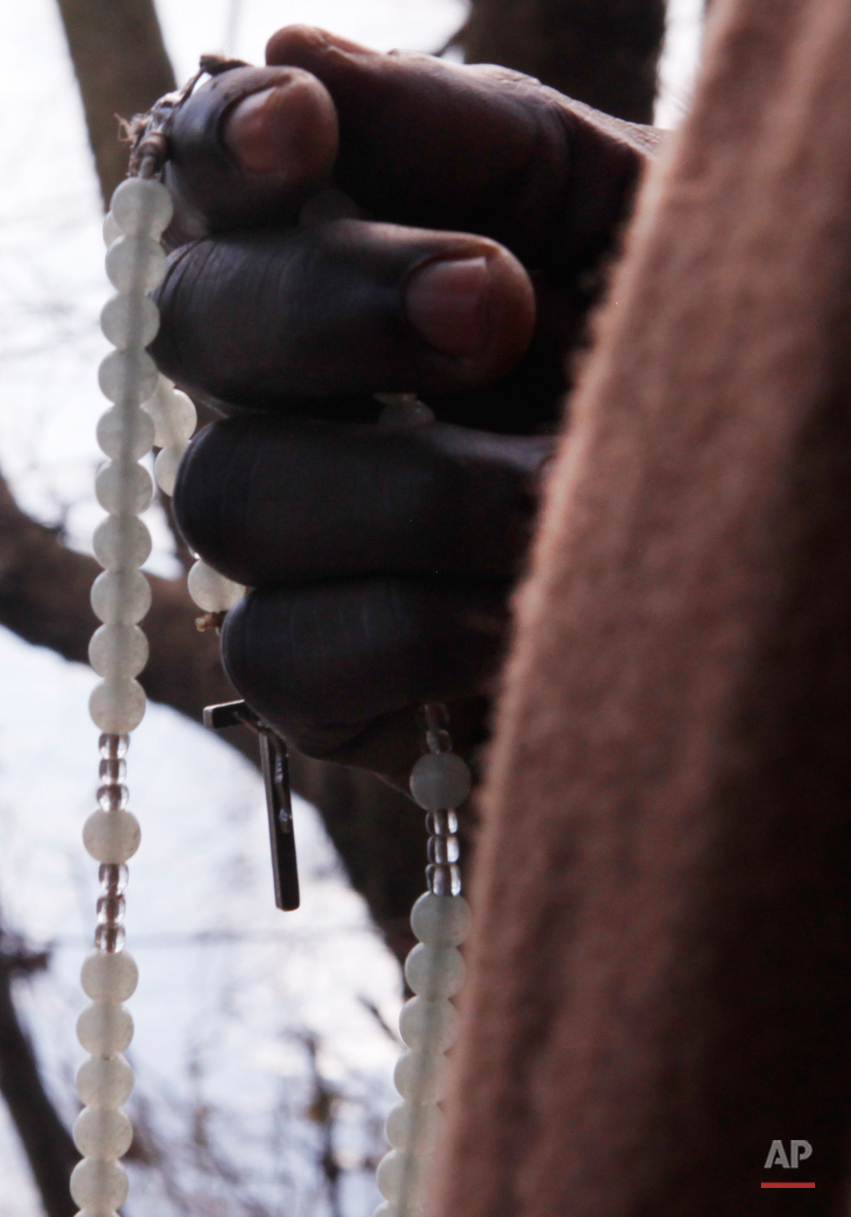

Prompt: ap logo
[{"left": 765, "top": 1140, "right": 813, "bottom": 1169}]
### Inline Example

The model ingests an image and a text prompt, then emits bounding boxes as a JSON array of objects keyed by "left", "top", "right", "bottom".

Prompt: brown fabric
[{"left": 436, "top": 0, "right": 851, "bottom": 1213}]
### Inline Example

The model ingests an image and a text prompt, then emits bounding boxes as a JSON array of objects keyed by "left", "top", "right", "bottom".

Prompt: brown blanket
[{"left": 436, "top": 0, "right": 851, "bottom": 1212}]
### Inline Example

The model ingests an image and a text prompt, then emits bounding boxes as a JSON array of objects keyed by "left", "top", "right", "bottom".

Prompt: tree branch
[
  {"left": 0, "top": 936, "right": 77, "bottom": 1217},
  {"left": 0, "top": 467, "right": 424, "bottom": 960}
]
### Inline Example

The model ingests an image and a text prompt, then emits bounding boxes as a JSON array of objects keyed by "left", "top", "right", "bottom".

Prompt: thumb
[{"left": 165, "top": 64, "right": 339, "bottom": 234}]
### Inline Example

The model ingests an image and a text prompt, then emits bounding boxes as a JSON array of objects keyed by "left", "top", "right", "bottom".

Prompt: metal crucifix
[{"left": 202, "top": 700, "right": 300, "bottom": 911}]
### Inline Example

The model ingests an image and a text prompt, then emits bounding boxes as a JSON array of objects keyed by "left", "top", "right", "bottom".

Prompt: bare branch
[{"left": 0, "top": 936, "right": 77, "bottom": 1217}]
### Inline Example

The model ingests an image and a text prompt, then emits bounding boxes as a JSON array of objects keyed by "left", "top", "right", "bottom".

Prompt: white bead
[
  {"left": 91, "top": 570, "right": 151, "bottom": 625},
  {"left": 77, "top": 1002, "right": 133, "bottom": 1057},
  {"left": 409, "top": 752, "right": 472, "bottom": 811},
  {"left": 111, "top": 176, "right": 173, "bottom": 238},
  {"left": 96, "top": 402, "right": 155, "bottom": 475},
  {"left": 404, "top": 944, "right": 465, "bottom": 999},
  {"left": 410, "top": 893, "right": 472, "bottom": 947},
  {"left": 376, "top": 1149, "right": 431, "bottom": 1203},
  {"left": 142, "top": 378, "right": 197, "bottom": 447},
  {"left": 89, "top": 679, "right": 146, "bottom": 733},
  {"left": 98, "top": 349, "right": 158, "bottom": 406},
  {"left": 105, "top": 235, "right": 167, "bottom": 293},
  {"left": 393, "top": 1049, "right": 449, "bottom": 1105},
  {"left": 100, "top": 292, "right": 160, "bottom": 350},
  {"left": 93, "top": 515, "right": 152, "bottom": 571},
  {"left": 88, "top": 625, "right": 149, "bottom": 680},
  {"left": 81, "top": 951, "right": 138, "bottom": 1003},
  {"left": 103, "top": 211, "right": 121, "bottom": 248},
  {"left": 399, "top": 996, "right": 458, "bottom": 1053},
  {"left": 385, "top": 1101, "right": 443, "bottom": 1152},
  {"left": 187, "top": 559, "right": 244, "bottom": 612},
  {"left": 76, "top": 1055, "right": 134, "bottom": 1108},
  {"left": 70, "top": 1157, "right": 128, "bottom": 1211},
  {"left": 83, "top": 810, "right": 141, "bottom": 864},
  {"left": 376, "top": 1152, "right": 402, "bottom": 1202},
  {"left": 154, "top": 446, "right": 185, "bottom": 496},
  {"left": 95, "top": 460, "right": 153, "bottom": 516},
  {"left": 73, "top": 1106, "right": 133, "bottom": 1159}
]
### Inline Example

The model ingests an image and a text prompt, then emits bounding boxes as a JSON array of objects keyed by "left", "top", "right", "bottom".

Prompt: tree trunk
[
  {"left": 54, "top": 0, "right": 176, "bottom": 206},
  {"left": 452, "top": 0, "right": 666, "bottom": 123}
]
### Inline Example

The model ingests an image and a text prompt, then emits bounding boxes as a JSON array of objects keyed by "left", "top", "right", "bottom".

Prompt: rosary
[{"left": 70, "top": 61, "right": 473, "bottom": 1217}]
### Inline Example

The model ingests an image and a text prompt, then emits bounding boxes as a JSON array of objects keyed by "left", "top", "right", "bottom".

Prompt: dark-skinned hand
[{"left": 149, "top": 25, "right": 659, "bottom": 790}]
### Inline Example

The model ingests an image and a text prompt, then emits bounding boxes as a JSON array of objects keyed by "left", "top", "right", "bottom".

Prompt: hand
[{"left": 151, "top": 26, "right": 657, "bottom": 787}]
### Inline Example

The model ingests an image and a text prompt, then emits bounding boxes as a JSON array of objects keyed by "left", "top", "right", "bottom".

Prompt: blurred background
[{"left": 0, "top": 1, "right": 702, "bottom": 1213}]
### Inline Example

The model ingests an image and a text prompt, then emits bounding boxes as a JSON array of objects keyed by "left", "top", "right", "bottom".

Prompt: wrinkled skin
[{"left": 150, "top": 25, "right": 659, "bottom": 789}]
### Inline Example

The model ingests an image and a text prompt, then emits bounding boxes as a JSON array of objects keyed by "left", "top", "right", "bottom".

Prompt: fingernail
[
  {"left": 225, "top": 88, "right": 290, "bottom": 173},
  {"left": 224, "top": 82, "right": 337, "bottom": 181},
  {"left": 405, "top": 257, "right": 490, "bottom": 357}
]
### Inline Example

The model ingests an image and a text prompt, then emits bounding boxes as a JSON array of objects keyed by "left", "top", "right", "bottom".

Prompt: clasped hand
[{"left": 150, "top": 25, "right": 655, "bottom": 787}]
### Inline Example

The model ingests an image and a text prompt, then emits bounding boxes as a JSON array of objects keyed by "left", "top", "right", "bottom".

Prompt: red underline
[{"left": 761, "top": 1182, "right": 815, "bottom": 1189}]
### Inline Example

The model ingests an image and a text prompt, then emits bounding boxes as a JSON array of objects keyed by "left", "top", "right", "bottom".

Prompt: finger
[
  {"left": 220, "top": 577, "right": 508, "bottom": 772},
  {"left": 150, "top": 219, "right": 535, "bottom": 405},
  {"left": 263, "top": 25, "right": 650, "bottom": 268},
  {"left": 172, "top": 415, "right": 552, "bottom": 586},
  {"left": 164, "top": 65, "right": 338, "bottom": 234}
]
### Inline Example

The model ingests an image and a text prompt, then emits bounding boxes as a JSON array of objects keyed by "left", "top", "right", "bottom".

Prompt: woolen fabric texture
[{"left": 436, "top": 0, "right": 851, "bottom": 1212}]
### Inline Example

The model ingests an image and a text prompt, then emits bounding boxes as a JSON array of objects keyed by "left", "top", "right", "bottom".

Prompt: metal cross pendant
[{"left": 203, "top": 700, "right": 300, "bottom": 911}]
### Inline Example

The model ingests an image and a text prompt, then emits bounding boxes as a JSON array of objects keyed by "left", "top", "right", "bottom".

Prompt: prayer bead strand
[
  {"left": 374, "top": 705, "right": 473, "bottom": 1217},
  {"left": 85, "top": 147, "right": 474, "bottom": 1217},
  {"left": 75, "top": 175, "right": 172, "bottom": 1217},
  {"left": 80, "top": 167, "right": 244, "bottom": 1215}
]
